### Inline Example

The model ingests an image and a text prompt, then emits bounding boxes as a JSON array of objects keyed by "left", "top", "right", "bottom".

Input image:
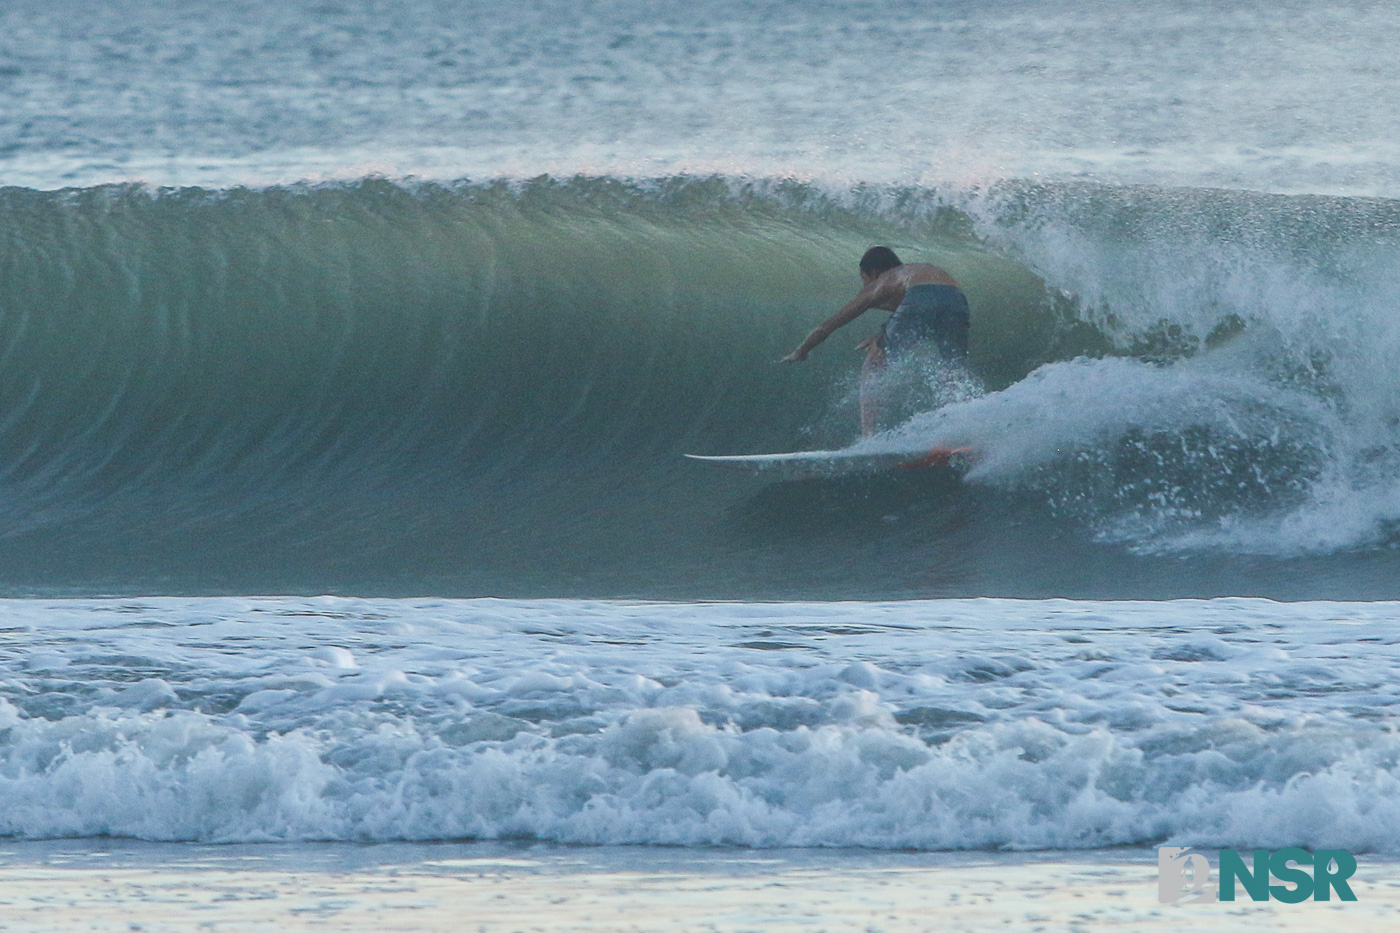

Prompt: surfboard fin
[{"left": 896, "top": 447, "right": 972, "bottom": 471}]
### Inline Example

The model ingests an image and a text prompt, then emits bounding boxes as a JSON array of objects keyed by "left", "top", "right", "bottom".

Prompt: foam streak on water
[
  {"left": 2, "top": 596, "right": 1398, "bottom": 852},
  {"left": 5, "top": 0, "right": 1400, "bottom": 195}
]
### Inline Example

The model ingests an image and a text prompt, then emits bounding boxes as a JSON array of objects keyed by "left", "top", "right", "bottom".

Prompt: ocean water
[
  {"left": 3, "top": 0, "right": 1400, "bottom": 867},
  {"left": 4, "top": 596, "right": 1400, "bottom": 853}
]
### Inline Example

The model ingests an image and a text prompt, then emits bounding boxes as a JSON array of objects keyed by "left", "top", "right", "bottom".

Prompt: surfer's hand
[
  {"left": 855, "top": 336, "right": 876, "bottom": 352},
  {"left": 780, "top": 349, "right": 807, "bottom": 363}
]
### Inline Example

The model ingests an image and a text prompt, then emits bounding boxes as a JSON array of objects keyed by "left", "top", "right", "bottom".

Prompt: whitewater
[
  {"left": 6, "top": 595, "right": 1400, "bottom": 853},
  {"left": 5, "top": 5, "right": 1400, "bottom": 927}
]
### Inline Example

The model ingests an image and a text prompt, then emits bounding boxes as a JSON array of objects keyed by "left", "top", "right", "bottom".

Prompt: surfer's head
[{"left": 859, "top": 246, "right": 902, "bottom": 281}]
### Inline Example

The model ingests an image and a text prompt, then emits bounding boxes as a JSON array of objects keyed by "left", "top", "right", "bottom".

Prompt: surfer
[{"left": 781, "top": 246, "right": 970, "bottom": 436}]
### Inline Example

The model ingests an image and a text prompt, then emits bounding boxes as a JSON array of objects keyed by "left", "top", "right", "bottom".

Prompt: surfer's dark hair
[{"left": 859, "top": 246, "right": 902, "bottom": 276}]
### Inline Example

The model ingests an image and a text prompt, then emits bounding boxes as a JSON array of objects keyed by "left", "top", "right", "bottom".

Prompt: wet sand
[{"left": 0, "top": 841, "right": 1396, "bottom": 932}]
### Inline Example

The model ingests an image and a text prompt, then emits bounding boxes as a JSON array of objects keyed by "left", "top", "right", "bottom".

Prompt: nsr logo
[{"left": 1158, "top": 847, "right": 1358, "bottom": 905}]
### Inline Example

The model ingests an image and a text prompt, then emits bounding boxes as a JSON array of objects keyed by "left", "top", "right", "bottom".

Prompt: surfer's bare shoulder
[
  {"left": 859, "top": 264, "right": 959, "bottom": 310},
  {"left": 886, "top": 263, "right": 960, "bottom": 289}
]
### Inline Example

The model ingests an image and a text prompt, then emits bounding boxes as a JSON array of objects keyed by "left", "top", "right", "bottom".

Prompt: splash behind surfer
[{"left": 782, "top": 246, "right": 969, "bottom": 436}]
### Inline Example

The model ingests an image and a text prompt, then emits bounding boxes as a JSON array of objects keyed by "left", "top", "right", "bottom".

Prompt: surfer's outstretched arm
[{"left": 781, "top": 283, "right": 885, "bottom": 362}]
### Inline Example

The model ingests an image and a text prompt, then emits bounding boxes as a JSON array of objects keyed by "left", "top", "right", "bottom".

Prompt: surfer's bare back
[{"left": 782, "top": 246, "right": 969, "bottom": 435}]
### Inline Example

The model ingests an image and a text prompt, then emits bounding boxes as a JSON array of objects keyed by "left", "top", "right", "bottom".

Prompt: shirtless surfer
[{"left": 781, "top": 246, "right": 970, "bottom": 436}]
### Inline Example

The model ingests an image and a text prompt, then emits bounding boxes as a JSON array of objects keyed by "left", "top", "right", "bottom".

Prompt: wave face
[{"left": 2, "top": 176, "right": 1400, "bottom": 597}]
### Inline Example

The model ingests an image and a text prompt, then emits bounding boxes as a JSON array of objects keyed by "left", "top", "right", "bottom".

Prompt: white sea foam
[{"left": 1, "top": 597, "right": 1397, "bottom": 851}]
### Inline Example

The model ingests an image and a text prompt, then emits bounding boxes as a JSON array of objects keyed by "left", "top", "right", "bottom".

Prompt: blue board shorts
[{"left": 878, "top": 284, "right": 970, "bottom": 362}]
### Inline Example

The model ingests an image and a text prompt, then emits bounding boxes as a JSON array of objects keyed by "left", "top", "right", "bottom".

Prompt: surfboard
[{"left": 684, "top": 446, "right": 971, "bottom": 478}]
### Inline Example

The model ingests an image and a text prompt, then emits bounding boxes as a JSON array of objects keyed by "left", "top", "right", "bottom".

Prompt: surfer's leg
[{"left": 860, "top": 338, "right": 887, "bottom": 437}]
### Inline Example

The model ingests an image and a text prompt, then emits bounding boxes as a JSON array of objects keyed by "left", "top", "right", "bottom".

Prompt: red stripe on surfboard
[{"left": 896, "top": 447, "right": 972, "bottom": 471}]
